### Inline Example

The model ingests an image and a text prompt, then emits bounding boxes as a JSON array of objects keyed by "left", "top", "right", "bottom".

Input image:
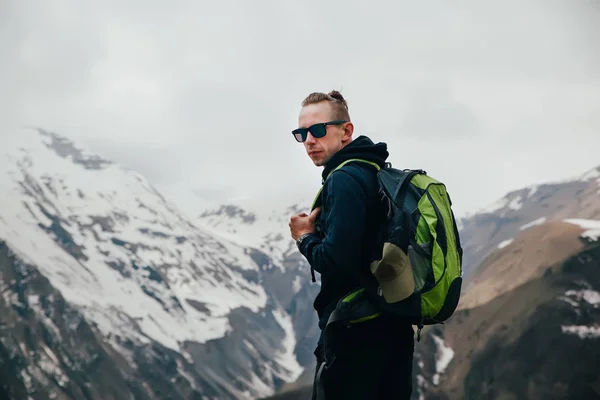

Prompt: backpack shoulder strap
[
  {"left": 327, "top": 158, "right": 381, "bottom": 179},
  {"left": 311, "top": 158, "right": 382, "bottom": 211}
]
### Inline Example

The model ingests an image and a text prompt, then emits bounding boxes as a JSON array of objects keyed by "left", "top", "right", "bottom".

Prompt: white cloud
[{"left": 1, "top": 0, "right": 599, "bottom": 217}]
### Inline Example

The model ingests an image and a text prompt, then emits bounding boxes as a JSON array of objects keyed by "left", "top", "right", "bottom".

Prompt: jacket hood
[{"left": 322, "top": 135, "right": 389, "bottom": 181}]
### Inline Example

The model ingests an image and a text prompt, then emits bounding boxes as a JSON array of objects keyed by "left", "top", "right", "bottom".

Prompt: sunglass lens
[
  {"left": 292, "top": 129, "right": 307, "bottom": 142},
  {"left": 309, "top": 124, "right": 327, "bottom": 138},
  {"left": 292, "top": 123, "right": 328, "bottom": 142}
]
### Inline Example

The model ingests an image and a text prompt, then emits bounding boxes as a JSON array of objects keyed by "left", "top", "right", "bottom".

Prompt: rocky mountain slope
[
  {"left": 0, "top": 128, "right": 311, "bottom": 400},
  {"left": 457, "top": 164, "right": 600, "bottom": 282},
  {"left": 229, "top": 163, "right": 600, "bottom": 400},
  {"left": 413, "top": 221, "right": 600, "bottom": 400},
  {"left": 196, "top": 193, "right": 324, "bottom": 380},
  {"left": 458, "top": 219, "right": 592, "bottom": 310},
  {"left": 259, "top": 219, "right": 600, "bottom": 400},
  {"left": 198, "top": 200, "right": 312, "bottom": 269},
  {"left": 6, "top": 128, "right": 596, "bottom": 399}
]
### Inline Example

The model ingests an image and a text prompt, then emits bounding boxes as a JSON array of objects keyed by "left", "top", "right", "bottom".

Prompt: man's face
[{"left": 297, "top": 102, "right": 353, "bottom": 166}]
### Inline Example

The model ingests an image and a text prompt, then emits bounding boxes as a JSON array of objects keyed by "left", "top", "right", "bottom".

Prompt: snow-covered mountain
[
  {"left": 194, "top": 198, "right": 323, "bottom": 386},
  {"left": 196, "top": 161, "right": 600, "bottom": 285},
  {"left": 73, "top": 128, "right": 597, "bottom": 399},
  {"left": 457, "top": 163, "right": 600, "bottom": 280},
  {"left": 0, "top": 127, "right": 313, "bottom": 400},
  {"left": 464, "top": 164, "right": 600, "bottom": 222},
  {"left": 197, "top": 199, "right": 313, "bottom": 270}
]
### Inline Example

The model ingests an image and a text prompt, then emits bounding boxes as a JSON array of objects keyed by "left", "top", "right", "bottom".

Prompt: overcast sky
[{"left": 1, "top": 0, "right": 599, "bottom": 218}]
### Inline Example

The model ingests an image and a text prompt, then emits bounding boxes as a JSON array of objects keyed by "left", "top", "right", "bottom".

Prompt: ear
[{"left": 342, "top": 122, "right": 354, "bottom": 142}]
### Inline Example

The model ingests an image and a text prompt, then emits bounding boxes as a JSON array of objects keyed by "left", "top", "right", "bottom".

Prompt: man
[{"left": 288, "top": 90, "right": 415, "bottom": 399}]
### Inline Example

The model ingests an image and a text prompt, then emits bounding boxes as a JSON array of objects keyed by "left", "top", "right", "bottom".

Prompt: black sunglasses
[{"left": 291, "top": 120, "right": 348, "bottom": 143}]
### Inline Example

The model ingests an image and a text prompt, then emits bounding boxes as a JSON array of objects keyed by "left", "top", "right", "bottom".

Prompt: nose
[{"left": 305, "top": 132, "right": 317, "bottom": 144}]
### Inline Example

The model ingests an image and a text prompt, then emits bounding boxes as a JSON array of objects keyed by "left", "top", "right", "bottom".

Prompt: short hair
[{"left": 301, "top": 90, "right": 351, "bottom": 121}]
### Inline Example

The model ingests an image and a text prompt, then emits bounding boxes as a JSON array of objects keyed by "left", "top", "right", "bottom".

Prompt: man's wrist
[{"left": 296, "top": 232, "right": 312, "bottom": 249}]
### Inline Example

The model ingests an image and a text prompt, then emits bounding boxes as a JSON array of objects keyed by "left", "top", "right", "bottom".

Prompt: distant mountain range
[
  {"left": 0, "top": 128, "right": 316, "bottom": 400},
  {"left": 457, "top": 164, "right": 600, "bottom": 281},
  {"left": 1, "top": 127, "right": 598, "bottom": 400},
  {"left": 247, "top": 164, "right": 600, "bottom": 399}
]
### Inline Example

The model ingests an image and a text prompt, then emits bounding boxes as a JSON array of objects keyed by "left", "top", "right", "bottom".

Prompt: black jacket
[{"left": 298, "top": 135, "right": 390, "bottom": 331}]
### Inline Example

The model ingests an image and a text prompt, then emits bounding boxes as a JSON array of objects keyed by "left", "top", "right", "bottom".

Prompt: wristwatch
[{"left": 296, "top": 233, "right": 312, "bottom": 249}]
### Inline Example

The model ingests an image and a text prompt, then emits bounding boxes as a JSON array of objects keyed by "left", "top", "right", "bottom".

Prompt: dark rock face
[
  {"left": 461, "top": 245, "right": 600, "bottom": 400},
  {"left": 0, "top": 241, "right": 153, "bottom": 400},
  {"left": 38, "top": 129, "right": 112, "bottom": 171},
  {"left": 284, "top": 282, "right": 320, "bottom": 369},
  {"left": 411, "top": 242, "right": 600, "bottom": 400},
  {"left": 200, "top": 205, "right": 257, "bottom": 225}
]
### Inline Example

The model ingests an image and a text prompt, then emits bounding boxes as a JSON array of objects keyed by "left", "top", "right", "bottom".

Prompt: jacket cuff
[{"left": 298, "top": 233, "right": 320, "bottom": 258}]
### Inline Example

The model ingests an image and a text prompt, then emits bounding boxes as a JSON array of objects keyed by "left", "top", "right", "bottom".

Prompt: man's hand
[{"left": 289, "top": 207, "right": 321, "bottom": 241}]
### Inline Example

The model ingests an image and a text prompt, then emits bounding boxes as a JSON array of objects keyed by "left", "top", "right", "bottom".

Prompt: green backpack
[{"left": 311, "top": 159, "right": 463, "bottom": 340}]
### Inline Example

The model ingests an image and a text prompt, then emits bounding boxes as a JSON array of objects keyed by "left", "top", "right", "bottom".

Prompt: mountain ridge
[
  {"left": 249, "top": 162, "right": 600, "bottom": 399},
  {"left": 0, "top": 127, "right": 311, "bottom": 399},
  {"left": 3, "top": 126, "right": 599, "bottom": 399},
  {"left": 260, "top": 216, "right": 600, "bottom": 400}
]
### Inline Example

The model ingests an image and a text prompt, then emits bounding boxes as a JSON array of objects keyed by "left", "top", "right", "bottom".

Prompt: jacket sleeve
[{"left": 298, "top": 170, "right": 367, "bottom": 280}]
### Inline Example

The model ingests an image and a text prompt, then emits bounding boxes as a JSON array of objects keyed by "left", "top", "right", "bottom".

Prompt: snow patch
[
  {"left": 478, "top": 197, "right": 509, "bottom": 215},
  {"left": 508, "top": 195, "right": 523, "bottom": 211},
  {"left": 416, "top": 374, "right": 428, "bottom": 400},
  {"left": 475, "top": 194, "right": 522, "bottom": 215},
  {"left": 292, "top": 276, "right": 302, "bottom": 294},
  {"left": 564, "top": 290, "right": 600, "bottom": 307},
  {"left": 271, "top": 308, "right": 304, "bottom": 382},
  {"left": 579, "top": 166, "right": 600, "bottom": 181},
  {"left": 563, "top": 219, "right": 600, "bottom": 241},
  {"left": 527, "top": 185, "right": 538, "bottom": 199},
  {"left": 197, "top": 200, "right": 312, "bottom": 269},
  {"left": 559, "top": 296, "right": 580, "bottom": 309},
  {"left": 498, "top": 239, "right": 514, "bottom": 249},
  {"left": 240, "top": 372, "right": 274, "bottom": 400},
  {"left": 431, "top": 334, "right": 454, "bottom": 385},
  {"left": 558, "top": 288, "right": 600, "bottom": 316},
  {"left": 561, "top": 325, "right": 600, "bottom": 339},
  {"left": 520, "top": 217, "right": 547, "bottom": 231},
  {"left": 176, "top": 358, "right": 197, "bottom": 390},
  {"left": 38, "top": 345, "right": 69, "bottom": 387}
]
